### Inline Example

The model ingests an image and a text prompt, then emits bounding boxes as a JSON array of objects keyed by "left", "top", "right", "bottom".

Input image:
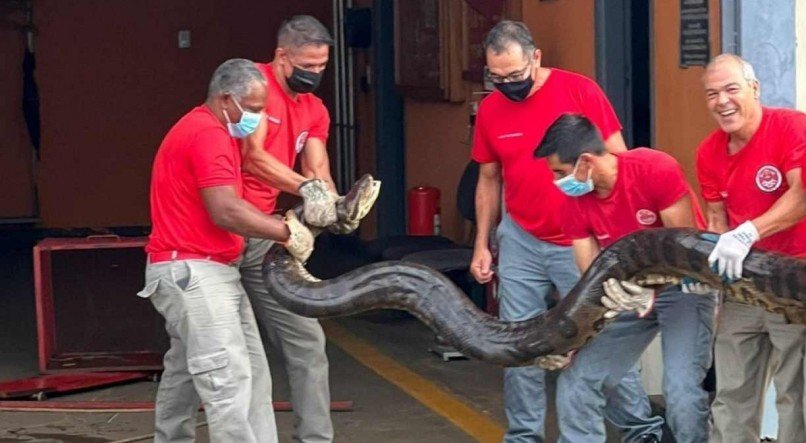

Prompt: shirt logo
[
  {"left": 497, "top": 132, "right": 524, "bottom": 139},
  {"left": 267, "top": 115, "right": 281, "bottom": 124},
  {"left": 295, "top": 131, "right": 309, "bottom": 154},
  {"left": 595, "top": 233, "right": 611, "bottom": 241},
  {"left": 636, "top": 209, "right": 658, "bottom": 225},
  {"left": 755, "top": 165, "right": 783, "bottom": 193},
  {"left": 719, "top": 191, "right": 728, "bottom": 198}
]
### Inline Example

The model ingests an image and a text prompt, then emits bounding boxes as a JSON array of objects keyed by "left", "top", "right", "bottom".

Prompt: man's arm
[
  {"left": 659, "top": 195, "right": 698, "bottom": 228},
  {"left": 603, "top": 131, "right": 628, "bottom": 154},
  {"left": 201, "top": 185, "right": 291, "bottom": 240},
  {"left": 300, "top": 137, "right": 338, "bottom": 194},
  {"left": 240, "top": 120, "right": 308, "bottom": 195},
  {"left": 470, "top": 162, "right": 502, "bottom": 283},
  {"left": 704, "top": 200, "right": 729, "bottom": 234},
  {"left": 571, "top": 237, "right": 601, "bottom": 274},
  {"left": 751, "top": 169, "right": 806, "bottom": 237}
]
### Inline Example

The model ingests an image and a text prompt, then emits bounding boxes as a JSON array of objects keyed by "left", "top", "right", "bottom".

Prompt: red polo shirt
[
  {"left": 697, "top": 107, "right": 806, "bottom": 257},
  {"left": 146, "top": 105, "right": 244, "bottom": 262}
]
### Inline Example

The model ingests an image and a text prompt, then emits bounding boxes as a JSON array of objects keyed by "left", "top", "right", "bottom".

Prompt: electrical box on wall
[{"left": 177, "top": 30, "right": 191, "bottom": 49}]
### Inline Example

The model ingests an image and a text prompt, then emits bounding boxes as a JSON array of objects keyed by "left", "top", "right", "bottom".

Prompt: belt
[{"left": 147, "top": 250, "right": 233, "bottom": 266}]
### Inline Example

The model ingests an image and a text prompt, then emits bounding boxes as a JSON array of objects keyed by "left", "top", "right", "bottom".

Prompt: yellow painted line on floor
[{"left": 324, "top": 322, "right": 505, "bottom": 442}]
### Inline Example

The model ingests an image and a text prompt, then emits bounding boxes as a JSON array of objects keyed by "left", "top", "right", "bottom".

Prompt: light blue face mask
[
  {"left": 224, "top": 97, "right": 261, "bottom": 138},
  {"left": 554, "top": 160, "right": 594, "bottom": 197}
]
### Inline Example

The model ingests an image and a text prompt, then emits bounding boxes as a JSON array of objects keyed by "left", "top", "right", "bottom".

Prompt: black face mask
[
  {"left": 494, "top": 75, "right": 534, "bottom": 102},
  {"left": 286, "top": 66, "right": 323, "bottom": 94}
]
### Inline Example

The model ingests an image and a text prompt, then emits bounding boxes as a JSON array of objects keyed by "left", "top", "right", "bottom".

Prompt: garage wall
[{"left": 0, "top": 0, "right": 333, "bottom": 228}]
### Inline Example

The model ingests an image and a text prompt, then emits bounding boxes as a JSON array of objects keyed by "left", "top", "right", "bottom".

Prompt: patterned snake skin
[{"left": 262, "top": 175, "right": 806, "bottom": 366}]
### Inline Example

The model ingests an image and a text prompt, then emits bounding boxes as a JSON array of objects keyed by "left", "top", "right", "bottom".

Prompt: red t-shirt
[
  {"left": 563, "top": 148, "right": 705, "bottom": 248},
  {"left": 471, "top": 69, "right": 622, "bottom": 245},
  {"left": 697, "top": 107, "right": 806, "bottom": 257},
  {"left": 242, "top": 62, "right": 331, "bottom": 213},
  {"left": 146, "top": 106, "right": 244, "bottom": 262}
]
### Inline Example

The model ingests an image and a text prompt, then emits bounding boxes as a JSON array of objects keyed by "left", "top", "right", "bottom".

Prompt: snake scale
[{"left": 262, "top": 174, "right": 806, "bottom": 366}]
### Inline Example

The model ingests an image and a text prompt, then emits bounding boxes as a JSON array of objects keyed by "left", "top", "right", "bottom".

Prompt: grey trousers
[
  {"left": 710, "top": 302, "right": 806, "bottom": 443},
  {"left": 240, "top": 237, "right": 334, "bottom": 443},
  {"left": 139, "top": 259, "right": 277, "bottom": 443}
]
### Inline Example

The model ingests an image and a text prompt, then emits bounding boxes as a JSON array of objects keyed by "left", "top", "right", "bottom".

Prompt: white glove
[
  {"left": 601, "top": 278, "right": 655, "bottom": 319},
  {"left": 535, "top": 351, "right": 575, "bottom": 370},
  {"left": 708, "top": 221, "right": 759, "bottom": 280},
  {"left": 298, "top": 179, "right": 338, "bottom": 227},
  {"left": 283, "top": 210, "right": 315, "bottom": 263}
]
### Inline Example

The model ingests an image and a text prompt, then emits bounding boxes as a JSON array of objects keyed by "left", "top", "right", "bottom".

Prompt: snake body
[{"left": 263, "top": 175, "right": 806, "bottom": 366}]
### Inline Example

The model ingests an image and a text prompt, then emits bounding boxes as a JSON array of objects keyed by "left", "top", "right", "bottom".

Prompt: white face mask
[
  {"left": 553, "top": 159, "right": 594, "bottom": 197},
  {"left": 223, "top": 97, "right": 261, "bottom": 138}
]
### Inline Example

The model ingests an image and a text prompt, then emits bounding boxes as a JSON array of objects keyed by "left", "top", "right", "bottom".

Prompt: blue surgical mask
[
  {"left": 224, "top": 97, "right": 261, "bottom": 138},
  {"left": 554, "top": 160, "right": 594, "bottom": 197}
]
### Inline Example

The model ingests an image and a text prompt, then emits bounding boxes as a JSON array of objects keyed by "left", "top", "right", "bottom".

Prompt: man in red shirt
[
  {"left": 697, "top": 54, "right": 806, "bottom": 443},
  {"left": 535, "top": 114, "right": 717, "bottom": 443},
  {"left": 140, "top": 59, "right": 314, "bottom": 443},
  {"left": 469, "top": 20, "right": 662, "bottom": 442},
  {"left": 237, "top": 16, "right": 347, "bottom": 442}
]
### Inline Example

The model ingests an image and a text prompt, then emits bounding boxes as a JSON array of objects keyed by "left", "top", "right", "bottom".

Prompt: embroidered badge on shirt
[
  {"left": 497, "top": 132, "right": 524, "bottom": 139},
  {"left": 636, "top": 209, "right": 658, "bottom": 225},
  {"left": 295, "top": 131, "right": 310, "bottom": 154},
  {"left": 267, "top": 115, "right": 281, "bottom": 124},
  {"left": 755, "top": 165, "right": 783, "bottom": 193}
]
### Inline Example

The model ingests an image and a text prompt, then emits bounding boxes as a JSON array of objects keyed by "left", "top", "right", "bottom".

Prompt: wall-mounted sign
[{"left": 680, "top": 0, "right": 710, "bottom": 67}]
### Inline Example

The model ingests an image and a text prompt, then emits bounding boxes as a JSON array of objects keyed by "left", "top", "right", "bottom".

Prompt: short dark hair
[
  {"left": 483, "top": 20, "right": 536, "bottom": 58},
  {"left": 278, "top": 15, "right": 334, "bottom": 48},
  {"left": 534, "top": 114, "right": 605, "bottom": 164}
]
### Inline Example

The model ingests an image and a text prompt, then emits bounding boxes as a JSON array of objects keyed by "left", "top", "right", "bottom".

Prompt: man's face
[
  {"left": 702, "top": 60, "right": 760, "bottom": 135},
  {"left": 546, "top": 154, "right": 576, "bottom": 180},
  {"left": 280, "top": 43, "right": 330, "bottom": 77},
  {"left": 486, "top": 43, "right": 538, "bottom": 84}
]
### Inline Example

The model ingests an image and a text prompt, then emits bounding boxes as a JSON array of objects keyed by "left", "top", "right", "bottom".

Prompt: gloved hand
[
  {"left": 535, "top": 351, "right": 576, "bottom": 371},
  {"left": 708, "top": 221, "right": 759, "bottom": 280},
  {"left": 298, "top": 179, "right": 338, "bottom": 227},
  {"left": 283, "top": 210, "right": 315, "bottom": 262},
  {"left": 601, "top": 278, "right": 655, "bottom": 319},
  {"left": 680, "top": 277, "right": 715, "bottom": 295},
  {"left": 327, "top": 196, "right": 360, "bottom": 234}
]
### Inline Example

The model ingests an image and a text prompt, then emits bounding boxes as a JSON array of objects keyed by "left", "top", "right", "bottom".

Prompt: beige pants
[
  {"left": 710, "top": 302, "right": 806, "bottom": 443},
  {"left": 139, "top": 259, "right": 277, "bottom": 443},
  {"left": 240, "top": 237, "right": 334, "bottom": 443}
]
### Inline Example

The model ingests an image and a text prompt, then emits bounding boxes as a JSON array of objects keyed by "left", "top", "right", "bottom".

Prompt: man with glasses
[
  {"left": 238, "top": 15, "right": 347, "bottom": 443},
  {"left": 469, "top": 20, "right": 664, "bottom": 442}
]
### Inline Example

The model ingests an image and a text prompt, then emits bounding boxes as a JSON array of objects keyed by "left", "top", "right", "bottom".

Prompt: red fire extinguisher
[{"left": 407, "top": 186, "right": 441, "bottom": 236}]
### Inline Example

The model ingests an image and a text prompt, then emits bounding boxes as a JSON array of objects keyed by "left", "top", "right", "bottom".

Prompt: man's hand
[
  {"left": 601, "top": 279, "right": 655, "bottom": 318},
  {"left": 284, "top": 210, "right": 314, "bottom": 262},
  {"left": 470, "top": 247, "right": 495, "bottom": 284},
  {"left": 707, "top": 221, "right": 759, "bottom": 280},
  {"left": 298, "top": 179, "right": 338, "bottom": 227},
  {"left": 535, "top": 351, "right": 575, "bottom": 371}
]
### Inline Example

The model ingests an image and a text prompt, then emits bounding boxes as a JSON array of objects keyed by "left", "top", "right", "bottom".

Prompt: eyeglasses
[{"left": 488, "top": 60, "right": 532, "bottom": 84}]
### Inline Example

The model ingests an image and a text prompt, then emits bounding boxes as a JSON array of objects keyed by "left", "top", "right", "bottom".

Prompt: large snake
[{"left": 262, "top": 174, "right": 806, "bottom": 366}]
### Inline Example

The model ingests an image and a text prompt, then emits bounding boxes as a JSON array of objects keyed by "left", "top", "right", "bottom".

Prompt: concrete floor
[{"left": 0, "top": 238, "right": 671, "bottom": 442}]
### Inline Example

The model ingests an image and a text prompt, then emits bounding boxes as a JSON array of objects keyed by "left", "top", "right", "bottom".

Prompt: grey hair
[
  {"left": 207, "top": 58, "right": 266, "bottom": 100},
  {"left": 483, "top": 20, "right": 536, "bottom": 58},
  {"left": 707, "top": 53, "right": 759, "bottom": 84},
  {"left": 278, "top": 15, "right": 334, "bottom": 49}
]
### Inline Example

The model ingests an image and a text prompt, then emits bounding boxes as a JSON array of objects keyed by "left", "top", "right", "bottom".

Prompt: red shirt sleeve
[
  {"left": 561, "top": 197, "right": 592, "bottom": 240},
  {"left": 652, "top": 153, "right": 690, "bottom": 210},
  {"left": 780, "top": 113, "right": 806, "bottom": 173},
  {"left": 308, "top": 102, "right": 330, "bottom": 142},
  {"left": 187, "top": 128, "right": 239, "bottom": 189},
  {"left": 471, "top": 101, "right": 499, "bottom": 164},
  {"left": 696, "top": 137, "right": 722, "bottom": 202},
  {"left": 576, "top": 78, "right": 622, "bottom": 141}
]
